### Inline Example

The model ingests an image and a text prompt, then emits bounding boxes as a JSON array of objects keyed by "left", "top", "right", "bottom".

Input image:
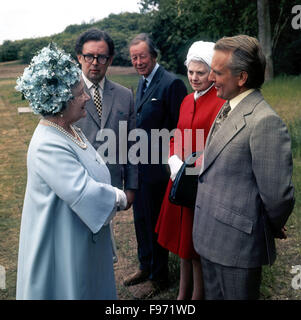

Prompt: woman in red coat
[{"left": 155, "top": 41, "right": 225, "bottom": 300}]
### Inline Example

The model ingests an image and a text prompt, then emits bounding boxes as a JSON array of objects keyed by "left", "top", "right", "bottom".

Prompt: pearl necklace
[{"left": 41, "top": 119, "right": 87, "bottom": 149}]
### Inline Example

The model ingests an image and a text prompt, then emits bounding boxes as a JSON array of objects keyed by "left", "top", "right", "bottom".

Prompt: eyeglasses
[{"left": 82, "top": 54, "right": 110, "bottom": 65}]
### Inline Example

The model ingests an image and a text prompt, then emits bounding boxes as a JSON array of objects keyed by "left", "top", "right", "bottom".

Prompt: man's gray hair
[
  {"left": 215, "top": 35, "right": 266, "bottom": 89},
  {"left": 129, "top": 33, "right": 158, "bottom": 58}
]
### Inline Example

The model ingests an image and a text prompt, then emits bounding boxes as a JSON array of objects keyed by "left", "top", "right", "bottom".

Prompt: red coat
[{"left": 155, "top": 87, "right": 225, "bottom": 259}]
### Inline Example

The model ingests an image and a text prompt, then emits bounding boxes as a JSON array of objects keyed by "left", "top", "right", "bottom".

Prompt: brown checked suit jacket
[{"left": 193, "top": 90, "right": 295, "bottom": 268}]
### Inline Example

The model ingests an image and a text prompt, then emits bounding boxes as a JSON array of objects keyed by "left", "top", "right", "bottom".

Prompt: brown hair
[
  {"left": 75, "top": 28, "right": 115, "bottom": 57},
  {"left": 215, "top": 35, "right": 266, "bottom": 89}
]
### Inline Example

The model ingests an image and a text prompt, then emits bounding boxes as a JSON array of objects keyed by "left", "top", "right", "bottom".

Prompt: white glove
[
  {"left": 104, "top": 188, "right": 128, "bottom": 226},
  {"left": 113, "top": 187, "right": 128, "bottom": 210},
  {"left": 168, "top": 155, "right": 183, "bottom": 181}
]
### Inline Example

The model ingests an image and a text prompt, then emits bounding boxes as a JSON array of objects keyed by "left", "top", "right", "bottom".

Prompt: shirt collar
[
  {"left": 229, "top": 89, "right": 255, "bottom": 113},
  {"left": 82, "top": 71, "right": 105, "bottom": 91},
  {"left": 143, "top": 63, "right": 160, "bottom": 86}
]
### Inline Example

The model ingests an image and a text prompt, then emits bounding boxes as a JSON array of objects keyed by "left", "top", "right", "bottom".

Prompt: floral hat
[{"left": 16, "top": 43, "right": 81, "bottom": 115}]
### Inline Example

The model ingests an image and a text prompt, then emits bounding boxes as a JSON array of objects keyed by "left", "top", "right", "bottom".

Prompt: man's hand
[
  {"left": 274, "top": 226, "right": 288, "bottom": 239},
  {"left": 125, "top": 190, "right": 135, "bottom": 210}
]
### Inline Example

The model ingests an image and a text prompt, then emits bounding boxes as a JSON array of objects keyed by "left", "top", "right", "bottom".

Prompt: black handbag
[{"left": 168, "top": 151, "right": 203, "bottom": 208}]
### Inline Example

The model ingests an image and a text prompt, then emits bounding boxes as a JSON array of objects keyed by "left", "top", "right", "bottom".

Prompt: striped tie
[
  {"left": 141, "top": 78, "right": 148, "bottom": 98},
  {"left": 92, "top": 84, "right": 102, "bottom": 118}
]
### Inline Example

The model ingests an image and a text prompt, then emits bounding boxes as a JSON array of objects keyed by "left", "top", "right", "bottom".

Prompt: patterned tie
[
  {"left": 210, "top": 101, "right": 231, "bottom": 139},
  {"left": 92, "top": 84, "right": 102, "bottom": 118}
]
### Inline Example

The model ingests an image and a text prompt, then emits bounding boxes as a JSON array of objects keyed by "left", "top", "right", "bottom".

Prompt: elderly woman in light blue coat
[{"left": 15, "top": 43, "right": 127, "bottom": 300}]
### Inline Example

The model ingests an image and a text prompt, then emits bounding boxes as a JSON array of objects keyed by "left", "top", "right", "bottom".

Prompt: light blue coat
[{"left": 16, "top": 124, "right": 117, "bottom": 300}]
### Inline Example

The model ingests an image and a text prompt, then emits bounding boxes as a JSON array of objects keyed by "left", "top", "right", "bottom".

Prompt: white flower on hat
[{"left": 16, "top": 43, "right": 81, "bottom": 116}]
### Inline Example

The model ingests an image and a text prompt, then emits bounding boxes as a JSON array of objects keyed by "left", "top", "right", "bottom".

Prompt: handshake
[
  {"left": 113, "top": 188, "right": 135, "bottom": 211},
  {"left": 104, "top": 188, "right": 134, "bottom": 226}
]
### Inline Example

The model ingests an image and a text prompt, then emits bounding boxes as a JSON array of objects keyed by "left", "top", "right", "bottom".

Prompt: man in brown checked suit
[{"left": 193, "top": 35, "right": 295, "bottom": 300}]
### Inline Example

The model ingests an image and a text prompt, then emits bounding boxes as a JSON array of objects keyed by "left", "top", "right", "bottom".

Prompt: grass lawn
[{"left": 0, "top": 61, "right": 300, "bottom": 300}]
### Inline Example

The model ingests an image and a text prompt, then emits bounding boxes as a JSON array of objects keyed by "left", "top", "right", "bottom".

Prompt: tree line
[
  {"left": 0, "top": 0, "right": 300, "bottom": 76},
  {"left": 0, "top": 12, "right": 145, "bottom": 67}
]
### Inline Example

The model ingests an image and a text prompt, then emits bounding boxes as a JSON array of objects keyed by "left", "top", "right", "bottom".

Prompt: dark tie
[
  {"left": 141, "top": 78, "right": 148, "bottom": 98},
  {"left": 210, "top": 101, "right": 231, "bottom": 139},
  {"left": 92, "top": 84, "right": 102, "bottom": 118}
]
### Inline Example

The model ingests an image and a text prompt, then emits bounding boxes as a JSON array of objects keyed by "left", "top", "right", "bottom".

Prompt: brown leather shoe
[
  {"left": 123, "top": 270, "right": 150, "bottom": 286},
  {"left": 133, "top": 280, "right": 168, "bottom": 300}
]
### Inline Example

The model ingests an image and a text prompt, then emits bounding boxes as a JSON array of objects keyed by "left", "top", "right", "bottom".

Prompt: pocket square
[{"left": 151, "top": 98, "right": 158, "bottom": 101}]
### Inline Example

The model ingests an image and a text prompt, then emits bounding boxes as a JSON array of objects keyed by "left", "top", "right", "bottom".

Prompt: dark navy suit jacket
[{"left": 135, "top": 65, "right": 187, "bottom": 184}]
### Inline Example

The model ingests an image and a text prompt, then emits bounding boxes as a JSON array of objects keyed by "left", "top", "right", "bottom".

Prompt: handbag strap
[
  {"left": 184, "top": 151, "right": 203, "bottom": 166},
  {"left": 173, "top": 151, "right": 203, "bottom": 187}
]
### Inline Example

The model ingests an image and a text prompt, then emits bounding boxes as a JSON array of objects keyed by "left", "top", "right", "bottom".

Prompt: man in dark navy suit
[{"left": 125, "top": 33, "right": 187, "bottom": 299}]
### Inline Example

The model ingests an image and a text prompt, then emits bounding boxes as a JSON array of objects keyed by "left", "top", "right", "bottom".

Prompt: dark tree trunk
[{"left": 257, "top": 0, "right": 274, "bottom": 81}]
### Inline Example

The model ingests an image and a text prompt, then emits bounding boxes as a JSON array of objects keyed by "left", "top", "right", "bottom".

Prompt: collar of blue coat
[{"left": 142, "top": 63, "right": 160, "bottom": 88}]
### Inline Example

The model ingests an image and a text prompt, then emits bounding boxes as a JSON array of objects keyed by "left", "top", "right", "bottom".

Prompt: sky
[{"left": 0, "top": 0, "right": 141, "bottom": 44}]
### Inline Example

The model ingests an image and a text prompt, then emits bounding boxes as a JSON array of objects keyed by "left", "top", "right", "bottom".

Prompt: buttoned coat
[
  {"left": 17, "top": 124, "right": 117, "bottom": 299},
  {"left": 193, "top": 90, "right": 295, "bottom": 268},
  {"left": 76, "top": 78, "right": 137, "bottom": 190}
]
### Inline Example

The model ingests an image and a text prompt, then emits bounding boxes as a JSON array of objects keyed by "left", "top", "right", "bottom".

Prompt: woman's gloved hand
[
  {"left": 104, "top": 187, "right": 128, "bottom": 226},
  {"left": 168, "top": 155, "right": 183, "bottom": 181},
  {"left": 113, "top": 187, "right": 128, "bottom": 210}
]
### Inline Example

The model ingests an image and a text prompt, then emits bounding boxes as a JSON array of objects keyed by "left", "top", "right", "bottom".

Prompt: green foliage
[
  {"left": 0, "top": 12, "right": 147, "bottom": 65},
  {"left": 0, "top": 41, "right": 19, "bottom": 62},
  {"left": 0, "top": 2, "right": 300, "bottom": 76},
  {"left": 17, "top": 38, "right": 51, "bottom": 64},
  {"left": 91, "top": 12, "right": 152, "bottom": 66},
  {"left": 140, "top": 0, "right": 258, "bottom": 73},
  {"left": 140, "top": 0, "right": 301, "bottom": 75},
  {"left": 289, "top": 119, "right": 301, "bottom": 159}
]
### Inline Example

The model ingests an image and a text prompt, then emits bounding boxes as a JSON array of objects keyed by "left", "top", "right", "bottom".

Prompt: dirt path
[{"left": 113, "top": 208, "right": 301, "bottom": 300}]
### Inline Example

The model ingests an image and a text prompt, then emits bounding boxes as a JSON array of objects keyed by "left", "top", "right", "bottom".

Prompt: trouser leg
[
  {"left": 200, "top": 257, "right": 262, "bottom": 300},
  {"left": 133, "top": 180, "right": 169, "bottom": 280}
]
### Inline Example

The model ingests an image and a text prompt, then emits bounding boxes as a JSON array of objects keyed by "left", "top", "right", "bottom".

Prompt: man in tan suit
[{"left": 193, "top": 35, "right": 295, "bottom": 300}]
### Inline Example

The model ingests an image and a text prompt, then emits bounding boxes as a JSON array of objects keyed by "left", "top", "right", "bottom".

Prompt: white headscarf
[{"left": 185, "top": 41, "right": 215, "bottom": 69}]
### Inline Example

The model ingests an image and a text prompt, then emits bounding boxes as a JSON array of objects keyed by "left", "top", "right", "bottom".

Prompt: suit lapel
[
  {"left": 202, "top": 115, "right": 245, "bottom": 173},
  {"left": 101, "top": 78, "right": 114, "bottom": 129},
  {"left": 135, "top": 78, "right": 143, "bottom": 112},
  {"left": 201, "top": 90, "right": 264, "bottom": 174}
]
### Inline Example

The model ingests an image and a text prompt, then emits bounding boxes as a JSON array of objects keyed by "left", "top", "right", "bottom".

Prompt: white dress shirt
[
  {"left": 82, "top": 71, "right": 105, "bottom": 99},
  {"left": 143, "top": 63, "right": 160, "bottom": 89}
]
